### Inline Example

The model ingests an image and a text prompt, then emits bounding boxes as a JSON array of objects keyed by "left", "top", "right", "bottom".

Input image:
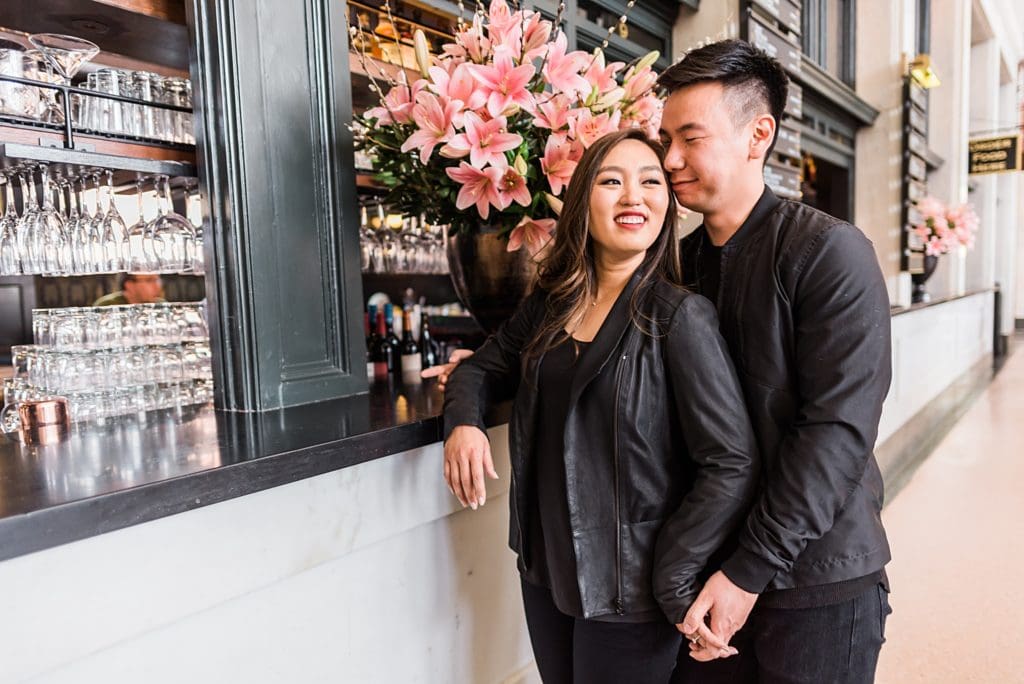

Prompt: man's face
[
  {"left": 659, "top": 82, "right": 757, "bottom": 217},
  {"left": 124, "top": 275, "right": 163, "bottom": 303}
]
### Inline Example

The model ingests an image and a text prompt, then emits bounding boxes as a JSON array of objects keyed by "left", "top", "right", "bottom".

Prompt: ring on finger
[{"left": 688, "top": 633, "right": 701, "bottom": 645}]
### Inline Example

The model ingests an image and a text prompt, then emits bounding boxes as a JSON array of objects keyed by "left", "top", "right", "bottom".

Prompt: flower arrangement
[
  {"left": 352, "top": 1, "right": 663, "bottom": 255},
  {"left": 910, "top": 197, "right": 980, "bottom": 256}
]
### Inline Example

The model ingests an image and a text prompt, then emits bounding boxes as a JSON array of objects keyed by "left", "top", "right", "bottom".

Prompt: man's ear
[{"left": 748, "top": 113, "right": 776, "bottom": 162}]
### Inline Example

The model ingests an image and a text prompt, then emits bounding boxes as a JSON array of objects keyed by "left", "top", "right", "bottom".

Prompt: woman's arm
[
  {"left": 442, "top": 289, "right": 545, "bottom": 509},
  {"left": 651, "top": 293, "right": 760, "bottom": 624}
]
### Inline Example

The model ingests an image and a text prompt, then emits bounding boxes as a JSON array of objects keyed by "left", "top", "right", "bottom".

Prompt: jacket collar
[
  {"left": 700, "top": 185, "right": 782, "bottom": 248},
  {"left": 567, "top": 269, "right": 644, "bottom": 407}
]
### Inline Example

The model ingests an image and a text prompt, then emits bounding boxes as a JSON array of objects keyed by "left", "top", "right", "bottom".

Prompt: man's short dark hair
[{"left": 657, "top": 39, "right": 789, "bottom": 156}]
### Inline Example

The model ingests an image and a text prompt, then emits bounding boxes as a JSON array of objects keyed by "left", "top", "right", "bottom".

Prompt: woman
[{"left": 442, "top": 129, "right": 759, "bottom": 683}]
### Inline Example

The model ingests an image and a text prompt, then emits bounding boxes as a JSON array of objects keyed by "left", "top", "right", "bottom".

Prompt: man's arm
[{"left": 719, "top": 222, "right": 892, "bottom": 591}]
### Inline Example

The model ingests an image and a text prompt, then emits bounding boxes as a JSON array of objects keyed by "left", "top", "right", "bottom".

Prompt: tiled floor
[{"left": 876, "top": 344, "right": 1024, "bottom": 683}]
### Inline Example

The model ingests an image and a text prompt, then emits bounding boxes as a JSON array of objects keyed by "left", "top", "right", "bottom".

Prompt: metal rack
[{"left": 0, "top": 142, "right": 196, "bottom": 185}]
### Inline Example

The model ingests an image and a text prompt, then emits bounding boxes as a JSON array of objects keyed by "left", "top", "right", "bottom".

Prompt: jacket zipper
[{"left": 612, "top": 351, "right": 626, "bottom": 615}]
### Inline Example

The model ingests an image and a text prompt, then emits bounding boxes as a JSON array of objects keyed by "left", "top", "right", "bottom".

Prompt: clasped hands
[{"left": 676, "top": 570, "right": 758, "bottom": 661}]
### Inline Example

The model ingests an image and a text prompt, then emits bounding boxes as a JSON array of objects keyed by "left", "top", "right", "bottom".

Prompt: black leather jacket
[
  {"left": 444, "top": 275, "right": 759, "bottom": 623},
  {"left": 681, "top": 188, "right": 893, "bottom": 595}
]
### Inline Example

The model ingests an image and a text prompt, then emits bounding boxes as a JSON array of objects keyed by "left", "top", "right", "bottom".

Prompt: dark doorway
[{"left": 800, "top": 153, "right": 852, "bottom": 221}]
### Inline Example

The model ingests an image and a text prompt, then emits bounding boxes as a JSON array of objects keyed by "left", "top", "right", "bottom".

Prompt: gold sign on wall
[{"left": 968, "top": 135, "right": 1021, "bottom": 175}]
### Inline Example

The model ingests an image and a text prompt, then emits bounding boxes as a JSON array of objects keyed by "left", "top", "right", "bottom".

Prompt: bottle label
[{"left": 401, "top": 353, "right": 422, "bottom": 375}]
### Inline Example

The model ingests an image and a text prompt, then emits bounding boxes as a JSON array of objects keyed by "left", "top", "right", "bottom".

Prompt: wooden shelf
[
  {"left": 0, "top": 122, "right": 194, "bottom": 164},
  {"left": 0, "top": 141, "right": 196, "bottom": 184},
  {"left": 0, "top": 0, "right": 190, "bottom": 72}
]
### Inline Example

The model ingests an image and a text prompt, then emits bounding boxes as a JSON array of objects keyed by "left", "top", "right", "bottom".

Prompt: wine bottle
[
  {"left": 384, "top": 303, "right": 401, "bottom": 371},
  {"left": 372, "top": 311, "right": 394, "bottom": 380},
  {"left": 364, "top": 311, "right": 374, "bottom": 379},
  {"left": 400, "top": 309, "right": 421, "bottom": 382},
  {"left": 420, "top": 312, "right": 438, "bottom": 370}
]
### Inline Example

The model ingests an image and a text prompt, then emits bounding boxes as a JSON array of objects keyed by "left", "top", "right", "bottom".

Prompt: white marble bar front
[
  {"left": 0, "top": 425, "right": 535, "bottom": 684},
  {"left": 877, "top": 291, "right": 994, "bottom": 447}
]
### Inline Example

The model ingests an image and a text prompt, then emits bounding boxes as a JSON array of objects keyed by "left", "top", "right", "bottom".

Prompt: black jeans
[
  {"left": 671, "top": 583, "right": 892, "bottom": 684},
  {"left": 521, "top": 578, "right": 681, "bottom": 684}
]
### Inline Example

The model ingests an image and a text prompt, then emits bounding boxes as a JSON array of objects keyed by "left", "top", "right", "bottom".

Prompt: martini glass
[{"left": 28, "top": 34, "right": 100, "bottom": 124}]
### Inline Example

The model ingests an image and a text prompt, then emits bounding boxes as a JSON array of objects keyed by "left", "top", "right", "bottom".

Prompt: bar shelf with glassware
[{"left": 0, "top": 141, "right": 195, "bottom": 184}]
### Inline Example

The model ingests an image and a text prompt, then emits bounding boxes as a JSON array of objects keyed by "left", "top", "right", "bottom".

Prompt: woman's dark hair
[
  {"left": 522, "top": 128, "right": 681, "bottom": 364},
  {"left": 657, "top": 39, "right": 789, "bottom": 156}
]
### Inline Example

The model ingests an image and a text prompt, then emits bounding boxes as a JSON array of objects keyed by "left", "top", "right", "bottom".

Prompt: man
[
  {"left": 93, "top": 273, "right": 165, "bottom": 306},
  {"left": 427, "top": 39, "right": 892, "bottom": 683},
  {"left": 657, "top": 40, "right": 892, "bottom": 683}
]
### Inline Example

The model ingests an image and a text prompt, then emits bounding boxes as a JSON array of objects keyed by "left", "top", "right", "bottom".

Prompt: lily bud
[
  {"left": 414, "top": 29, "right": 431, "bottom": 78},
  {"left": 544, "top": 192, "right": 563, "bottom": 215},
  {"left": 514, "top": 155, "right": 528, "bottom": 176},
  {"left": 595, "top": 87, "right": 625, "bottom": 110},
  {"left": 634, "top": 50, "right": 660, "bottom": 73}
]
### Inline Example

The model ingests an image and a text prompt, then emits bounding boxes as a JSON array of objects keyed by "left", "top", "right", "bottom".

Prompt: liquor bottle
[
  {"left": 364, "top": 311, "right": 374, "bottom": 379},
  {"left": 400, "top": 309, "right": 421, "bottom": 382},
  {"left": 420, "top": 312, "right": 438, "bottom": 370},
  {"left": 372, "top": 311, "right": 394, "bottom": 380},
  {"left": 384, "top": 304, "right": 401, "bottom": 370}
]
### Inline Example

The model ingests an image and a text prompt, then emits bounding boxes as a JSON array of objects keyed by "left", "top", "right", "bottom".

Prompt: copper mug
[{"left": 0, "top": 397, "right": 71, "bottom": 445}]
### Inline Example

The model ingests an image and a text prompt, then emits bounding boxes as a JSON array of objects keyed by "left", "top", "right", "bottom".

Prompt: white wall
[
  {"left": 877, "top": 292, "right": 994, "bottom": 446},
  {"left": 0, "top": 426, "right": 536, "bottom": 684}
]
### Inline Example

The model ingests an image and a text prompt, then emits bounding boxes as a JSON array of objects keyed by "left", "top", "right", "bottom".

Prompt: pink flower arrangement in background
[
  {"left": 911, "top": 196, "right": 980, "bottom": 256},
  {"left": 355, "top": 0, "right": 662, "bottom": 255}
]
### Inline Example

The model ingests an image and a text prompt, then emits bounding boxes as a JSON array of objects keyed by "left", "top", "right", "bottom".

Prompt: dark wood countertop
[{"left": 0, "top": 377, "right": 510, "bottom": 562}]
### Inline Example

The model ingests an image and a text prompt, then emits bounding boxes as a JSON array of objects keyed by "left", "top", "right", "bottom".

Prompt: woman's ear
[{"left": 749, "top": 113, "right": 776, "bottom": 162}]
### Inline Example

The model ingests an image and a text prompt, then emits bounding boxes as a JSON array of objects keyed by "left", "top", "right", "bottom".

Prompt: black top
[
  {"left": 695, "top": 232, "right": 723, "bottom": 307},
  {"left": 527, "top": 336, "right": 584, "bottom": 615}
]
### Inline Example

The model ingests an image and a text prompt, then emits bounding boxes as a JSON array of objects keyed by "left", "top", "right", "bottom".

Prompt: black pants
[
  {"left": 521, "top": 578, "right": 681, "bottom": 684},
  {"left": 671, "top": 583, "right": 892, "bottom": 684}
]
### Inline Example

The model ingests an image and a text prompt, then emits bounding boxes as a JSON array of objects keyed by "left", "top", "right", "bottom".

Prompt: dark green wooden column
[{"left": 187, "top": 0, "right": 367, "bottom": 410}]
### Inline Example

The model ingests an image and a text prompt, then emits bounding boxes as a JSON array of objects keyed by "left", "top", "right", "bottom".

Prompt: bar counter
[{"left": 0, "top": 378, "right": 511, "bottom": 562}]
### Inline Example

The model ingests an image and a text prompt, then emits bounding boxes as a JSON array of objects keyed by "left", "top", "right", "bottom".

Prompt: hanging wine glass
[
  {"left": 0, "top": 172, "right": 20, "bottom": 275},
  {"left": 16, "top": 169, "right": 41, "bottom": 274},
  {"left": 28, "top": 34, "right": 100, "bottom": 124},
  {"left": 146, "top": 175, "right": 195, "bottom": 273},
  {"left": 127, "top": 178, "right": 157, "bottom": 273},
  {"left": 100, "top": 169, "right": 128, "bottom": 272},
  {"left": 34, "top": 164, "right": 69, "bottom": 276},
  {"left": 83, "top": 174, "right": 104, "bottom": 272},
  {"left": 63, "top": 177, "right": 88, "bottom": 274}
]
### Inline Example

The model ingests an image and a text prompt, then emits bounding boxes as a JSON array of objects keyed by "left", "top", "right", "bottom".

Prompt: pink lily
[
  {"left": 583, "top": 51, "right": 624, "bottom": 95},
  {"left": 532, "top": 95, "right": 573, "bottom": 131},
  {"left": 487, "top": 0, "right": 522, "bottom": 47},
  {"left": 496, "top": 166, "right": 532, "bottom": 208},
  {"left": 541, "top": 134, "right": 583, "bottom": 195},
  {"left": 400, "top": 92, "right": 461, "bottom": 163},
  {"left": 570, "top": 109, "right": 622, "bottom": 148},
  {"left": 441, "top": 112, "right": 523, "bottom": 169},
  {"left": 507, "top": 217, "right": 557, "bottom": 257},
  {"left": 522, "top": 12, "right": 552, "bottom": 61},
  {"left": 623, "top": 66, "right": 657, "bottom": 100},
  {"left": 446, "top": 163, "right": 506, "bottom": 220},
  {"left": 470, "top": 51, "right": 536, "bottom": 117},
  {"left": 429, "top": 63, "right": 486, "bottom": 113},
  {"left": 542, "top": 33, "right": 591, "bottom": 101},
  {"left": 365, "top": 77, "right": 426, "bottom": 125},
  {"left": 449, "top": 15, "right": 491, "bottom": 63}
]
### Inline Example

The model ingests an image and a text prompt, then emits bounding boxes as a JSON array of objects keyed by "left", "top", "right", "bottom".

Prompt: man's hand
[
  {"left": 421, "top": 349, "right": 475, "bottom": 391},
  {"left": 444, "top": 424, "right": 498, "bottom": 510},
  {"left": 680, "top": 571, "right": 758, "bottom": 661}
]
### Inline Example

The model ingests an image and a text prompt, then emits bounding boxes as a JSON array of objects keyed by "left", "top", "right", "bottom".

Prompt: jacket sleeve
[
  {"left": 652, "top": 294, "right": 761, "bottom": 624},
  {"left": 720, "top": 223, "right": 893, "bottom": 593},
  {"left": 442, "top": 290, "right": 545, "bottom": 440}
]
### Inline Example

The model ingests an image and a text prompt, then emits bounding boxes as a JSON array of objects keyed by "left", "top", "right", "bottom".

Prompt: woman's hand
[
  {"left": 444, "top": 424, "right": 498, "bottom": 509},
  {"left": 421, "top": 349, "right": 475, "bottom": 391}
]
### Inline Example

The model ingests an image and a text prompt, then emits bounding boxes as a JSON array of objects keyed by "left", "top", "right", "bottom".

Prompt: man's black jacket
[
  {"left": 681, "top": 188, "right": 892, "bottom": 595},
  {"left": 444, "top": 276, "right": 760, "bottom": 623}
]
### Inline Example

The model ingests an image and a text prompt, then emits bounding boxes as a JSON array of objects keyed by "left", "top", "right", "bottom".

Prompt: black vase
[
  {"left": 445, "top": 226, "right": 537, "bottom": 334},
  {"left": 910, "top": 254, "right": 939, "bottom": 304}
]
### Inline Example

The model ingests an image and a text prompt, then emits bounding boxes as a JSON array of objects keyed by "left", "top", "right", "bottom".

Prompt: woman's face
[{"left": 587, "top": 139, "right": 670, "bottom": 263}]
